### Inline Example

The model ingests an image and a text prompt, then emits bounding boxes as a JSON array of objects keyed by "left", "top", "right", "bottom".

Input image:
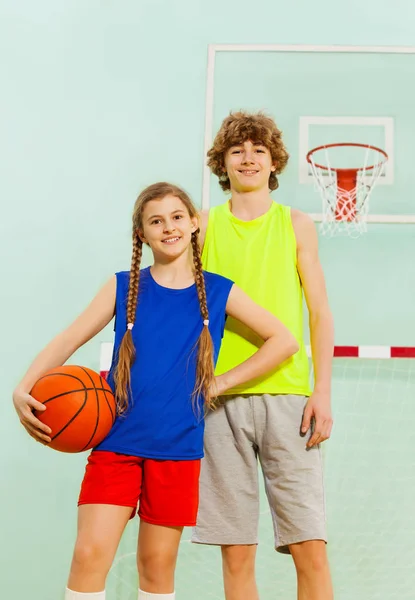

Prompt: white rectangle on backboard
[
  {"left": 100, "top": 342, "right": 113, "bottom": 371},
  {"left": 299, "top": 116, "right": 394, "bottom": 185}
]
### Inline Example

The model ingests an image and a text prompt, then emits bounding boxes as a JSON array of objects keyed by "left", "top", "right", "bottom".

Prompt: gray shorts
[{"left": 192, "top": 394, "right": 327, "bottom": 554}]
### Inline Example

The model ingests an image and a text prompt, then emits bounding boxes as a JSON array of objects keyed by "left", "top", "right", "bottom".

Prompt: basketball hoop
[{"left": 306, "top": 143, "right": 388, "bottom": 236}]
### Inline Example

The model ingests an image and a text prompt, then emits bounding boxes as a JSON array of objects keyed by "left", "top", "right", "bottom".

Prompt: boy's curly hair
[{"left": 207, "top": 111, "right": 289, "bottom": 192}]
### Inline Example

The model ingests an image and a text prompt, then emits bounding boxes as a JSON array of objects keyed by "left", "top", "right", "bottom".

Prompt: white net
[
  {"left": 308, "top": 145, "right": 388, "bottom": 237},
  {"left": 106, "top": 358, "right": 415, "bottom": 600}
]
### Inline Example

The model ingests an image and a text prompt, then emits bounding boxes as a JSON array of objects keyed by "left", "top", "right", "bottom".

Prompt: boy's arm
[{"left": 291, "top": 209, "right": 334, "bottom": 448}]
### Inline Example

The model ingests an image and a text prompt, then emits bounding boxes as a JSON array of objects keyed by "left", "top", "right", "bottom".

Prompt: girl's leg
[
  {"left": 135, "top": 457, "right": 200, "bottom": 598},
  {"left": 67, "top": 504, "right": 133, "bottom": 592},
  {"left": 136, "top": 520, "right": 183, "bottom": 594}
]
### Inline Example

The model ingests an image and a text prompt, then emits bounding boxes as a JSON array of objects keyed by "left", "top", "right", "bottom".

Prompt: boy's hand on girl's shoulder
[
  {"left": 301, "top": 390, "right": 333, "bottom": 448},
  {"left": 12, "top": 387, "right": 52, "bottom": 445}
]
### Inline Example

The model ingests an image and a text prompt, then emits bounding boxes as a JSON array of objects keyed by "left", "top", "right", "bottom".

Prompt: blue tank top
[{"left": 95, "top": 267, "right": 234, "bottom": 460}]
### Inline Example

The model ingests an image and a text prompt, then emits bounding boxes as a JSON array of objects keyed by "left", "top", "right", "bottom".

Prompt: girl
[{"left": 12, "top": 182, "right": 299, "bottom": 600}]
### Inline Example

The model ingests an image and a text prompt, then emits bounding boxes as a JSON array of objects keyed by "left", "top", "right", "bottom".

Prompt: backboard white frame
[
  {"left": 202, "top": 44, "right": 415, "bottom": 224},
  {"left": 299, "top": 116, "right": 394, "bottom": 185}
]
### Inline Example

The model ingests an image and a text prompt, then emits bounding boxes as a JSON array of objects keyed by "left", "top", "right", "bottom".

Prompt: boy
[{"left": 193, "top": 112, "right": 334, "bottom": 600}]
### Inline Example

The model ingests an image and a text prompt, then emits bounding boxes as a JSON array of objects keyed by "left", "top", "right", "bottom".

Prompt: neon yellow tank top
[{"left": 202, "top": 201, "right": 311, "bottom": 396}]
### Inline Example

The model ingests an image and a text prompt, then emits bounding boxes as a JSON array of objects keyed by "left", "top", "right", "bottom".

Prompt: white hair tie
[
  {"left": 203, "top": 319, "right": 209, "bottom": 326},
  {"left": 127, "top": 322, "right": 134, "bottom": 330}
]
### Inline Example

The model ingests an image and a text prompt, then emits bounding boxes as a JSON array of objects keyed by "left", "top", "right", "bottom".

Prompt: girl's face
[{"left": 139, "top": 195, "right": 199, "bottom": 260}]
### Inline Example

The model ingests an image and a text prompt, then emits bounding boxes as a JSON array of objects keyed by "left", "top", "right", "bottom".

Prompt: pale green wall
[{"left": 1, "top": 2, "right": 414, "bottom": 599}]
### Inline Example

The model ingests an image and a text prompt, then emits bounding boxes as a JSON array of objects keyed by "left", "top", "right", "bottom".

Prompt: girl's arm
[
  {"left": 13, "top": 276, "right": 116, "bottom": 443},
  {"left": 216, "top": 284, "right": 299, "bottom": 395}
]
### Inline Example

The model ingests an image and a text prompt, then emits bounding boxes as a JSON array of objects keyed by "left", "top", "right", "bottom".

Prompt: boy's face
[{"left": 224, "top": 140, "right": 276, "bottom": 193}]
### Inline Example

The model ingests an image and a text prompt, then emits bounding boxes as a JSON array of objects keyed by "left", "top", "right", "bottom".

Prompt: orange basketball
[{"left": 31, "top": 365, "right": 116, "bottom": 453}]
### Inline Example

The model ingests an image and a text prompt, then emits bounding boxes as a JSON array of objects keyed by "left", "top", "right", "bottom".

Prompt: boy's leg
[
  {"left": 289, "top": 540, "right": 333, "bottom": 600},
  {"left": 257, "top": 394, "right": 332, "bottom": 599},
  {"left": 221, "top": 545, "right": 259, "bottom": 600},
  {"left": 68, "top": 451, "right": 142, "bottom": 592},
  {"left": 191, "top": 397, "right": 260, "bottom": 600}
]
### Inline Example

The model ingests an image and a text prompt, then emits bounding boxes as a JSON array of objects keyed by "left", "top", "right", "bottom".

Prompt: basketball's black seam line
[
  {"left": 102, "top": 385, "right": 115, "bottom": 423},
  {"left": 35, "top": 372, "right": 88, "bottom": 390},
  {"left": 42, "top": 388, "right": 112, "bottom": 404},
  {"left": 99, "top": 375, "right": 116, "bottom": 423},
  {"left": 51, "top": 388, "right": 88, "bottom": 442},
  {"left": 98, "top": 377, "right": 116, "bottom": 423},
  {"left": 79, "top": 367, "right": 101, "bottom": 452},
  {"left": 100, "top": 376, "right": 115, "bottom": 422}
]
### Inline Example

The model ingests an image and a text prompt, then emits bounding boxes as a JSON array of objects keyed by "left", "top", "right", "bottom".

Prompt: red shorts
[{"left": 78, "top": 450, "right": 201, "bottom": 527}]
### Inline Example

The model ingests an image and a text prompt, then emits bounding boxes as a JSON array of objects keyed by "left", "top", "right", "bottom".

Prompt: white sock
[
  {"left": 65, "top": 589, "right": 105, "bottom": 600},
  {"left": 138, "top": 590, "right": 175, "bottom": 599}
]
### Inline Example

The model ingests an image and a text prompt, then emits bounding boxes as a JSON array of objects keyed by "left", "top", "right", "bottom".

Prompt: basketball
[{"left": 31, "top": 365, "right": 116, "bottom": 453}]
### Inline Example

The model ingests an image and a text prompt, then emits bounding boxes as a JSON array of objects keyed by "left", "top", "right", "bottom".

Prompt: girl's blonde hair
[{"left": 112, "top": 182, "right": 215, "bottom": 414}]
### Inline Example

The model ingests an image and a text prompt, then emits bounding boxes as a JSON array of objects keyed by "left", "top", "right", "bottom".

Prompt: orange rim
[{"left": 306, "top": 142, "right": 388, "bottom": 173}]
